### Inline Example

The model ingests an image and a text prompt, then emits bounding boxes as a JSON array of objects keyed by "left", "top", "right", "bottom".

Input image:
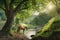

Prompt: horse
[{"left": 17, "top": 25, "right": 27, "bottom": 34}]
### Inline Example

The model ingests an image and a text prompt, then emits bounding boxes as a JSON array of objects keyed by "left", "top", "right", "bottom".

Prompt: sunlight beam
[
  {"left": 33, "top": 11, "right": 39, "bottom": 16},
  {"left": 47, "top": 2, "right": 56, "bottom": 10}
]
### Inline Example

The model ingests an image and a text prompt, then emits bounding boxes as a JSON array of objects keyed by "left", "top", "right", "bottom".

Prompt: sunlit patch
[
  {"left": 19, "top": 23, "right": 27, "bottom": 27},
  {"left": 32, "top": 11, "right": 39, "bottom": 16},
  {"left": 41, "top": 9, "right": 47, "bottom": 12},
  {"left": 40, "top": 2, "right": 56, "bottom": 13},
  {"left": 46, "top": 2, "right": 56, "bottom": 10}
]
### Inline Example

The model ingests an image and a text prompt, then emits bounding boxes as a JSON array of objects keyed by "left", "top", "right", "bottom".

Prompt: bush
[
  {"left": 37, "top": 15, "right": 60, "bottom": 37},
  {"left": 32, "top": 15, "right": 60, "bottom": 40}
]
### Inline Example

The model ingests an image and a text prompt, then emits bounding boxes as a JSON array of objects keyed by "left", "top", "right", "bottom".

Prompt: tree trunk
[{"left": 0, "top": 16, "right": 14, "bottom": 36}]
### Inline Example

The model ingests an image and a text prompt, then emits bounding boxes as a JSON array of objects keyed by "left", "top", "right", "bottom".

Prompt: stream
[{"left": 24, "top": 29, "right": 36, "bottom": 39}]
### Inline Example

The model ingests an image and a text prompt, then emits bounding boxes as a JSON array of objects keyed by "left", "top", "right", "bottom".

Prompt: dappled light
[
  {"left": 46, "top": 2, "right": 56, "bottom": 10},
  {"left": 0, "top": 0, "right": 60, "bottom": 40},
  {"left": 32, "top": 11, "right": 39, "bottom": 16}
]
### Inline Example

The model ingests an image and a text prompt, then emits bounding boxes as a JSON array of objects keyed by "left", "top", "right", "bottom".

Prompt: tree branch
[
  {"left": 14, "top": 0, "right": 28, "bottom": 14},
  {"left": 9, "top": 0, "right": 14, "bottom": 10},
  {"left": 2, "top": 0, "right": 8, "bottom": 11},
  {"left": 21, "top": 7, "right": 29, "bottom": 10}
]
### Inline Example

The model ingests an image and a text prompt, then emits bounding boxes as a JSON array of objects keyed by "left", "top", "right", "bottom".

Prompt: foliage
[
  {"left": 35, "top": 15, "right": 60, "bottom": 37},
  {"left": 0, "top": 9, "right": 6, "bottom": 20},
  {"left": 0, "top": 0, "right": 43, "bottom": 35},
  {"left": 0, "top": 0, "right": 60, "bottom": 36},
  {"left": 14, "top": 9, "right": 32, "bottom": 25},
  {"left": 30, "top": 13, "right": 51, "bottom": 26}
]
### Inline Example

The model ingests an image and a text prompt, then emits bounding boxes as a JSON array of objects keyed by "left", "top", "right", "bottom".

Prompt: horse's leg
[
  {"left": 17, "top": 29, "right": 20, "bottom": 33},
  {"left": 23, "top": 29, "right": 25, "bottom": 34}
]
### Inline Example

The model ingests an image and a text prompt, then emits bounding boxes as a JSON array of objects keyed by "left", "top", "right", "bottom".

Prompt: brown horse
[{"left": 17, "top": 25, "right": 27, "bottom": 34}]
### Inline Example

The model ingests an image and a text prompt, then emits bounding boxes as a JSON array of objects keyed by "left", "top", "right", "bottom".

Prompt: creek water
[{"left": 24, "top": 29, "right": 36, "bottom": 39}]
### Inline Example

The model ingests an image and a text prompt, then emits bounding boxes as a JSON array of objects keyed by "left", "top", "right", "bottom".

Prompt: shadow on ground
[
  {"left": 31, "top": 31, "right": 60, "bottom": 40},
  {"left": 0, "top": 33, "right": 30, "bottom": 40}
]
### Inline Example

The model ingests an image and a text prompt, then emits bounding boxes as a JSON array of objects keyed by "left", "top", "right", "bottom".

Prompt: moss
[{"left": 35, "top": 15, "right": 60, "bottom": 37}]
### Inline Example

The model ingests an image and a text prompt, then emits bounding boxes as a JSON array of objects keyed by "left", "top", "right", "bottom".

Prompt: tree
[
  {"left": 0, "top": 0, "right": 36, "bottom": 36},
  {"left": 0, "top": 0, "right": 58, "bottom": 36}
]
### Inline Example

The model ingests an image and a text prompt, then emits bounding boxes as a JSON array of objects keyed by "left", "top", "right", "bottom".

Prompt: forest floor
[{"left": 0, "top": 33, "right": 30, "bottom": 40}]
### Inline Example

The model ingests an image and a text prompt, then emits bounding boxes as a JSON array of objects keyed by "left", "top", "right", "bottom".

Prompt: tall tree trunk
[{"left": 0, "top": 15, "right": 14, "bottom": 36}]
